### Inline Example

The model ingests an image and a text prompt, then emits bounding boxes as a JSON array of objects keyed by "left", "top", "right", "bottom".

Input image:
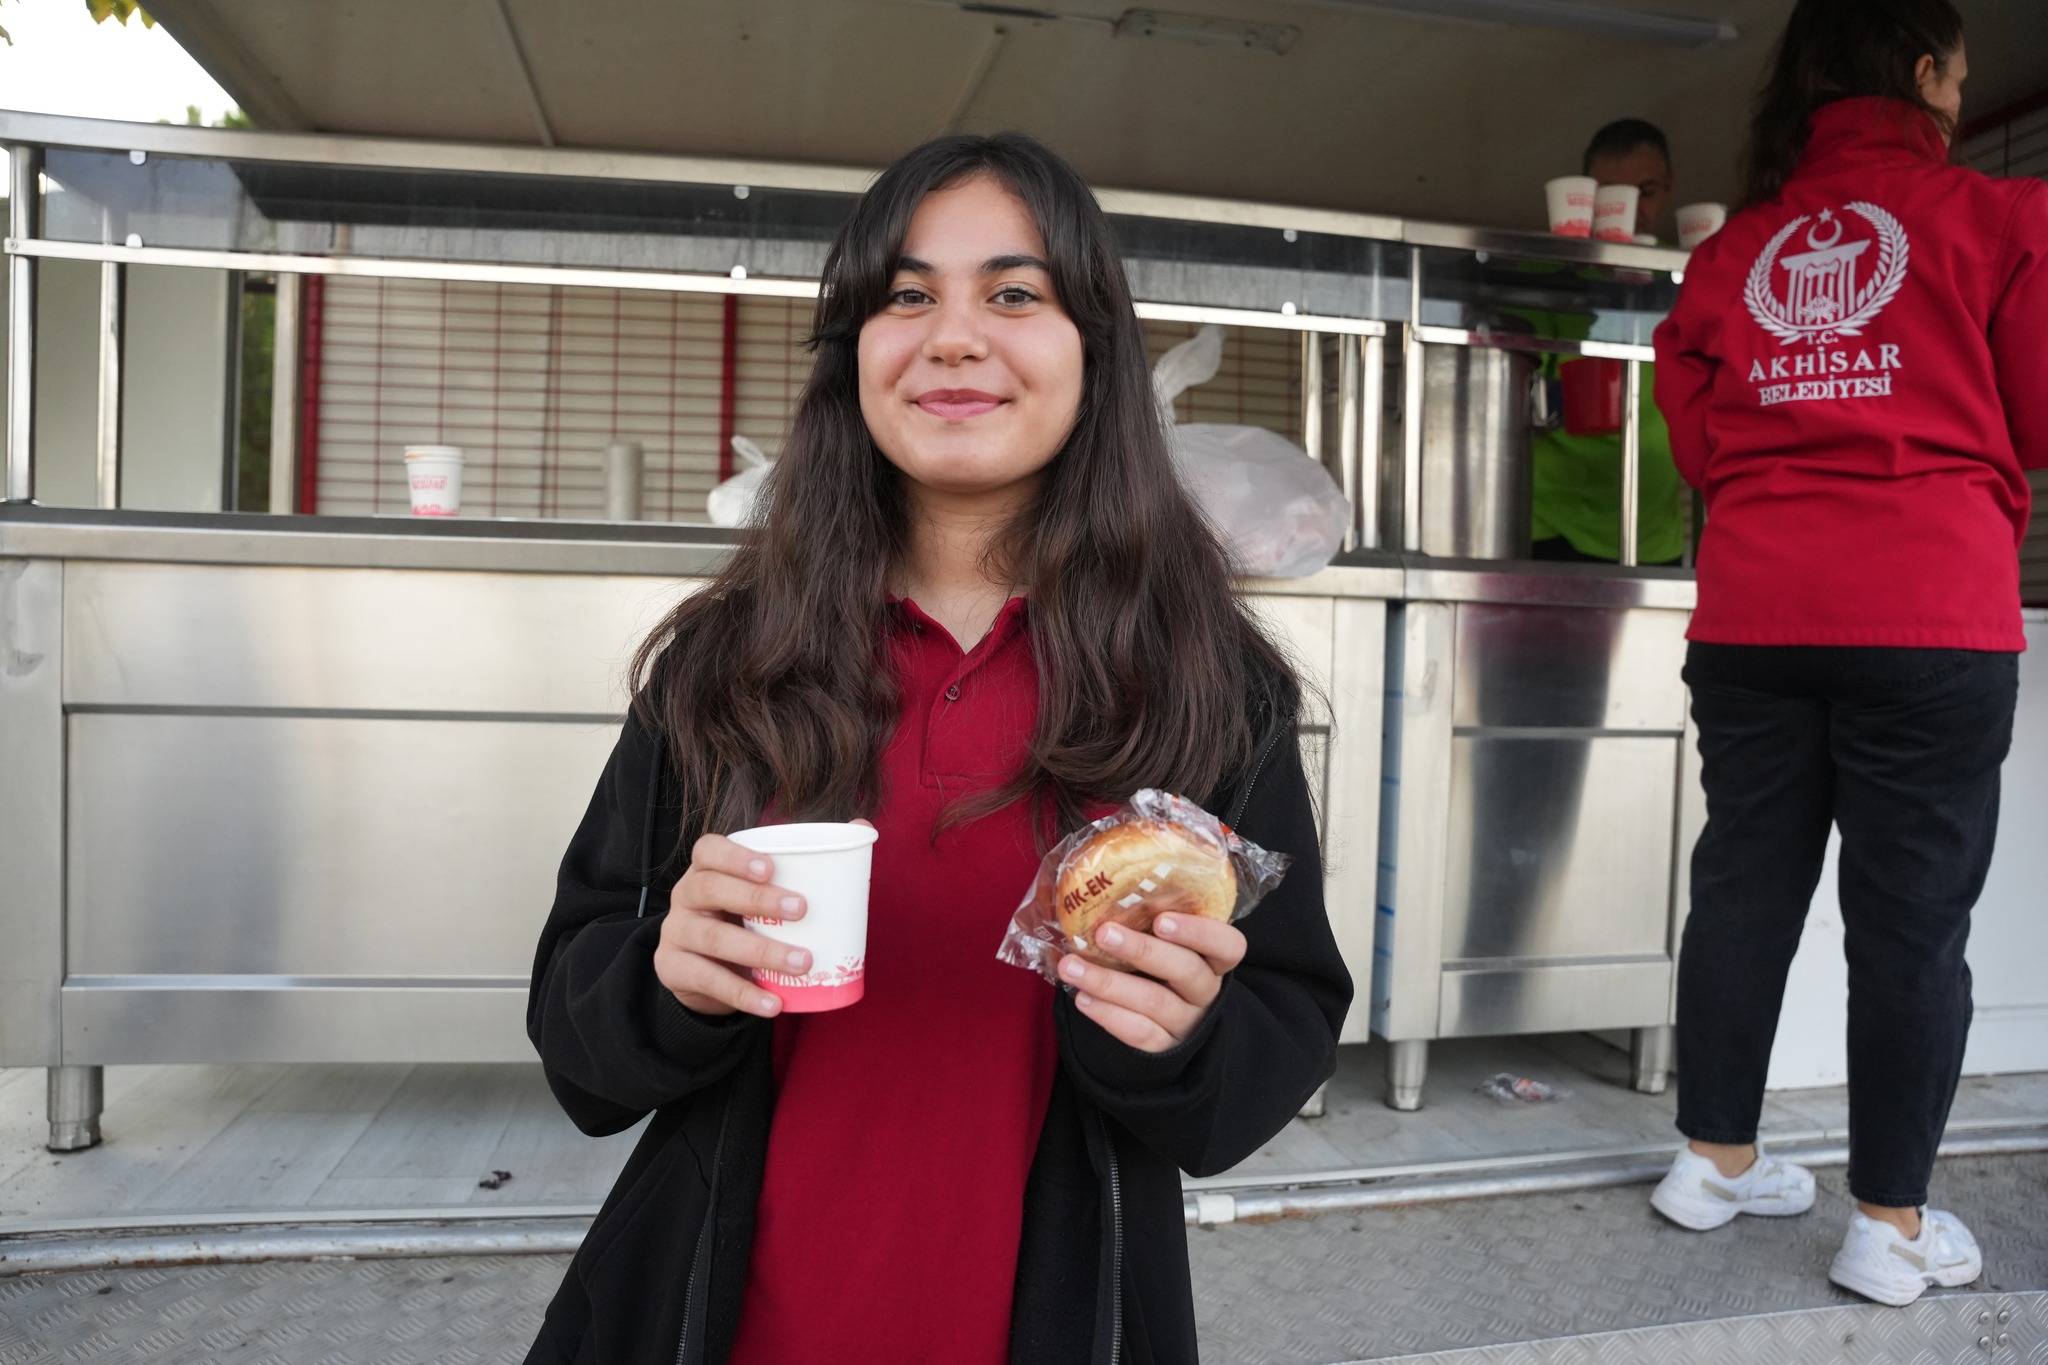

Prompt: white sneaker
[
  {"left": 1829, "top": 1208, "right": 1983, "bottom": 1306},
  {"left": 1650, "top": 1144, "right": 1817, "bottom": 1230}
]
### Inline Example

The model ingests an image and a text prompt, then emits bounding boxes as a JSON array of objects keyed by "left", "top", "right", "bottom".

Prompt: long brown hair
[
  {"left": 631, "top": 132, "right": 1296, "bottom": 845},
  {"left": 1740, "top": 0, "right": 1963, "bottom": 208}
]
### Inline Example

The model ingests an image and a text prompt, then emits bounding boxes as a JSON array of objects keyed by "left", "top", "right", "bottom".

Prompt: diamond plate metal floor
[
  {"left": 1, "top": 1154, "right": 2042, "bottom": 1364},
  {"left": 0, "top": 1255, "right": 558, "bottom": 1365},
  {"left": 1361, "top": 1295, "right": 2045, "bottom": 1365},
  {"left": 1187, "top": 1153, "right": 2048, "bottom": 1363}
]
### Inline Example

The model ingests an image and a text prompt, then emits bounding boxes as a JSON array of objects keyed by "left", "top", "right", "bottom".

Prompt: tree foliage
[{"left": 1, "top": 0, "right": 156, "bottom": 47}]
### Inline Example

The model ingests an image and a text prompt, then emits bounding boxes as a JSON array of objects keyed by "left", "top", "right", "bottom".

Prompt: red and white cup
[
  {"left": 732, "top": 821, "right": 879, "bottom": 1013},
  {"left": 1593, "top": 184, "right": 1641, "bottom": 243},
  {"left": 404, "top": 445, "right": 464, "bottom": 516},
  {"left": 1677, "top": 202, "right": 1729, "bottom": 251},
  {"left": 1545, "top": 176, "right": 1597, "bottom": 238}
]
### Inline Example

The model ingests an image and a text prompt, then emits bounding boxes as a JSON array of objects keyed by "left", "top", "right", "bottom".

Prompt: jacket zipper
[
  {"left": 1092, "top": 1106, "right": 1125, "bottom": 1365},
  {"left": 1228, "top": 725, "right": 1284, "bottom": 828},
  {"left": 1107, "top": 1138, "right": 1124, "bottom": 1365},
  {"left": 675, "top": 1096, "right": 735, "bottom": 1365}
]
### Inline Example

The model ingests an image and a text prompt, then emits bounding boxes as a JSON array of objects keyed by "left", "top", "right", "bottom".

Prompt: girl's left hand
[{"left": 1056, "top": 913, "right": 1247, "bottom": 1053}]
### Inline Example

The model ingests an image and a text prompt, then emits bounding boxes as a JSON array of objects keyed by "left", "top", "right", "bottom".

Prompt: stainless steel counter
[
  {"left": 1, "top": 507, "right": 1692, "bottom": 1143},
  {"left": 1, "top": 520, "right": 714, "bottom": 1100},
  {"left": 0, "top": 506, "right": 743, "bottom": 577},
  {"left": 1375, "top": 567, "right": 1701, "bottom": 1110},
  {"left": 0, "top": 507, "right": 1410, "bottom": 594},
  {"left": 0, "top": 511, "right": 1438, "bottom": 1146}
]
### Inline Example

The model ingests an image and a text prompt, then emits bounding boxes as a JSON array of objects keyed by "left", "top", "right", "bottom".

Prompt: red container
[{"left": 1560, "top": 357, "right": 1625, "bottom": 437}]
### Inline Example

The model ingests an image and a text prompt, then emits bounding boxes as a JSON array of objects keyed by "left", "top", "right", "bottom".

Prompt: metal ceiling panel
[{"left": 140, "top": 0, "right": 2048, "bottom": 230}]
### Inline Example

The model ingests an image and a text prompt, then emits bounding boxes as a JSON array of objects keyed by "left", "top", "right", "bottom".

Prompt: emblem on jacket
[
  {"left": 1745, "top": 204, "right": 1909, "bottom": 345},
  {"left": 1743, "top": 204, "right": 1910, "bottom": 407}
]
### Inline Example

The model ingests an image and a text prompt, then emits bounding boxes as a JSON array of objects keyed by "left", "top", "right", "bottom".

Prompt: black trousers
[{"left": 1676, "top": 642, "right": 2018, "bottom": 1208}]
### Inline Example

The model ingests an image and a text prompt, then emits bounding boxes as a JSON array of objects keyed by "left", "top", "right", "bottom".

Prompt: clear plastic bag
[
  {"left": 706, "top": 435, "right": 773, "bottom": 528},
  {"left": 1170, "top": 424, "right": 1352, "bottom": 578},
  {"left": 1152, "top": 326, "right": 1351, "bottom": 579},
  {"left": 997, "top": 789, "right": 1290, "bottom": 986},
  {"left": 1476, "top": 1073, "right": 1566, "bottom": 1106}
]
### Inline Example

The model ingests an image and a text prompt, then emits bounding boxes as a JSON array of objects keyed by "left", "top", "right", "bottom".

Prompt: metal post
[
  {"left": 6, "top": 144, "right": 41, "bottom": 504},
  {"left": 1402, "top": 248, "right": 1426, "bottom": 553},
  {"left": 47, "top": 1064, "right": 103, "bottom": 1152},
  {"left": 1337, "top": 333, "right": 1362, "bottom": 552},
  {"left": 1631, "top": 1024, "right": 1673, "bottom": 1095},
  {"left": 96, "top": 259, "right": 124, "bottom": 509},
  {"left": 1621, "top": 357, "right": 1643, "bottom": 567},
  {"left": 1359, "top": 333, "right": 1384, "bottom": 551},
  {"left": 1388, "top": 1038, "right": 1428, "bottom": 1111},
  {"left": 1298, "top": 1082, "right": 1328, "bottom": 1120},
  {"left": 269, "top": 273, "right": 302, "bottom": 514},
  {"left": 1300, "top": 330, "right": 1323, "bottom": 467}
]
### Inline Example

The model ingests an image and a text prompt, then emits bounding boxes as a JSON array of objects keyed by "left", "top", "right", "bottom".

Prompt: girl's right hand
[{"left": 653, "top": 833, "right": 813, "bottom": 1018}]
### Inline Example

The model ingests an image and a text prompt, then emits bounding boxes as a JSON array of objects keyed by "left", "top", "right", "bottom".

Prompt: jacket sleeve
[
  {"left": 527, "top": 712, "right": 763, "bottom": 1136},
  {"left": 1053, "top": 724, "right": 1352, "bottom": 1178},
  {"left": 1990, "top": 180, "right": 2048, "bottom": 472},
  {"left": 1653, "top": 267, "right": 1717, "bottom": 491}
]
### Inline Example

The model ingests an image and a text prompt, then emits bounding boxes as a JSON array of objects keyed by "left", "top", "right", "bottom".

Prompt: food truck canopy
[{"left": 143, "top": 0, "right": 2048, "bottom": 230}]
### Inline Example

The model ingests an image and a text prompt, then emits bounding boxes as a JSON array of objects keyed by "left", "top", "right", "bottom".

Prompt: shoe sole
[
  {"left": 1828, "top": 1250, "right": 1983, "bottom": 1308},
  {"left": 1651, "top": 1181, "right": 1817, "bottom": 1232}
]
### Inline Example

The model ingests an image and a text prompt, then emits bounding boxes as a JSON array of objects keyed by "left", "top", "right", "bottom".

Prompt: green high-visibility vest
[{"left": 1506, "top": 289, "right": 1686, "bottom": 565}]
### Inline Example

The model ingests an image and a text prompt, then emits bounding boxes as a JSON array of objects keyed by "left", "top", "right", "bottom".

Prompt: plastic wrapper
[
  {"left": 1151, "top": 325, "right": 1351, "bottom": 579},
  {"left": 997, "top": 789, "right": 1290, "bottom": 986},
  {"left": 1476, "top": 1073, "right": 1565, "bottom": 1106}
]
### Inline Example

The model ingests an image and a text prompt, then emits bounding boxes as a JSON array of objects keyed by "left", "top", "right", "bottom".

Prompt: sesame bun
[{"left": 1055, "top": 818, "right": 1237, "bottom": 968}]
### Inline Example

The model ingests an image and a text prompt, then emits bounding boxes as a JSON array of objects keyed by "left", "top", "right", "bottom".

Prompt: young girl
[
  {"left": 525, "top": 133, "right": 1350, "bottom": 1365},
  {"left": 1650, "top": 0, "right": 2047, "bottom": 1306}
]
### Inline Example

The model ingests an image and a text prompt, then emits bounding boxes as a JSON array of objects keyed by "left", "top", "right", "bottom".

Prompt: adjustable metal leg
[
  {"left": 48, "top": 1065, "right": 103, "bottom": 1152},
  {"left": 1631, "top": 1025, "right": 1674, "bottom": 1096},
  {"left": 1298, "top": 1082, "right": 1328, "bottom": 1119},
  {"left": 1387, "top": 1038, "right": 1427, "bottom": 1112}
]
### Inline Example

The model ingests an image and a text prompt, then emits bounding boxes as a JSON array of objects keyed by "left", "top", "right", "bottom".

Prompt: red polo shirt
[
  {"left": 1655, "top": 98, "right": 2048, "bottom": 650},
  {"left": 728, "top": 596, "right": 1058, "bottom": 1365}
]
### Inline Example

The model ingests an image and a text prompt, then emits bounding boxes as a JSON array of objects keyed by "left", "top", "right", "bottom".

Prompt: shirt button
[{"left": 945, "top": 684, "right": 960, "bottom": 701}]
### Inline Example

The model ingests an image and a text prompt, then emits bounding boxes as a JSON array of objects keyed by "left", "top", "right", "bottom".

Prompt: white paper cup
[
  {"left": 1593, "top": 184, "right": 1640, "bottom": 243},
  {"left": 1545, "top": 176, "right": 1597, "bottom": 238},
  {"left": 404, "top": 445, "right": 464, "bottom": 517},
  {"left": 731, "top": 822, "right": 879, "bottom": 1013},
  {"left": 1677, "top": 202, "right": 1729, "bottom": 251}
]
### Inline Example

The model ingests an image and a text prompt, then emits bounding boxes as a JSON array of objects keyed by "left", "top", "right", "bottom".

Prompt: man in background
[
  {"left": 1527, "top": 119, "right": 1686, "bottom": 566},
  {"left": 1584, "top": 117, "right": 1675, "bottom": 242}
]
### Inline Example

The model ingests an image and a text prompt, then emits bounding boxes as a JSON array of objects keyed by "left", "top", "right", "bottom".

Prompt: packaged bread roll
[{"left": 998, "top": 789, "right": 1289, "bottom": 983}]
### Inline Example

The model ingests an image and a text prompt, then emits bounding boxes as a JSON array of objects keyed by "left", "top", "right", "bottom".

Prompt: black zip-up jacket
[{"left": 524, "top": 694, "right": 1351, "bottom": 1365}]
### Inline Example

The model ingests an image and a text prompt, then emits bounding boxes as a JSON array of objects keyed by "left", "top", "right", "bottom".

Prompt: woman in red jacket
[{"left": 1650, "top": 0, "right": 2046, "bottom": 1306}]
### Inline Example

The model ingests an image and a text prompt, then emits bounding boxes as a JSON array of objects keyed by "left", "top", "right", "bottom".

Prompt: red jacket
[{"left": 1656, "top": 97, "right": 2048, "bottom": 650}]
